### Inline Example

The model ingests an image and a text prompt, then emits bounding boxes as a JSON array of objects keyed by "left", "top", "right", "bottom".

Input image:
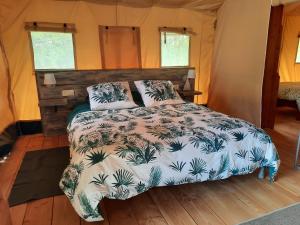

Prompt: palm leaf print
[
  {"left": 119, "top": 121, "right": 137, "bottom": 132},
  {"left": 250, "top": 147, "right": 265, "bottom": 163},
  {"left": 135, "top": 181, "right": 146, "bottom": 193},
  {"left": 117, "top": 144, "right": 157, "bottom": 165},
  {"left": 235, "top": 149, "right": 247, "bottom": 159},
  {"left": 178, "top": 177, "right": 194, "bottom": 184},
  {"left": 231, "top": 131, "right": 247, "bottom": 141},
  {"left": 209, "top": 154, "right": 229, "bottom": 180},
  {"left": 86, "top": 150, "right": 109, "bottom": 167},
  {"left": 259, "top": 133, "right": 272, "bottom": 144},
  {"left": 78, "top": 192, "right": 100, "bottom": 219},
  {"left": 184, "top": 117, "right": 194, "bottom": 127},
  {"left": 112, "top": 169, "right": 134, "bottom": 187},
  {"left": 199, "top": 137, "right": 226, "bottom": 154},
  {"left": 98, "top": 123, "right": 113, "bottom": 129},
  {"left": 189, "top": 158, "right": 207, "bottom": 178},
  {"left": 208, "top": 118, "right": 243, "bottom": 131},
  {"left": 217, "top": 154, "right": 230, "bottom": 175},
  {"left": 169, "top": 161, "right": 186, "bottom": 172},
  {"left": 164, "top": 178, "right": 176, "bottom": 186},
  {"left": 60, "top": 162, "right": 84, "bottom": 199},
  {"left": 112, "top": 186, "right": 130, "bottom": 199},
  {"left": 127, "top": 144, "right": 157, "bottom": 165},
  {"left": 91, "top": 83, "right": 128, "bottom": 103},
  {"left": 168, "top": 140, "right": 187, "bottom": 152},
  {"left": 148, "top": 167, "right": 162, "bottom": 187},
  {"left": 90, "top": 173, "right": 109, "bottom": 185},
  {"left": 145, "top": 88, "right": 166, "bottom": 101},
  {"left": 248, "top": 127, "right": 263, "bottom": 138}
]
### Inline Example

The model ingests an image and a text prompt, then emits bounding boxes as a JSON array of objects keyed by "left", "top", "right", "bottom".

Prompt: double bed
[
  {"left": 60, "top": 102, "right": 279, "bottom": 222},
  {"left": 35, "top": 69, "right": 280, "bottom": 222},
  {"left": 278, "top": 82, "right": 300, "bottom": 119}
]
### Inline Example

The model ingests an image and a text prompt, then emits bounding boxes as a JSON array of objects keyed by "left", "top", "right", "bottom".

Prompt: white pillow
[
  {"left": 134, "top": 80, "right": 185, "bottom": 107},
  {"left": 87, "top": 82, "right": 138, "bottom": 110}
]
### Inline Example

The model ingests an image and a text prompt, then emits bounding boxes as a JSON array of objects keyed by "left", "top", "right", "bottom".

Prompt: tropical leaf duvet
[{"left": 60, "top": 103, "right": 280, "bottom": 222}]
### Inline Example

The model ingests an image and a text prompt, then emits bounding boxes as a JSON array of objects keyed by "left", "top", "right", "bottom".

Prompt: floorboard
[{"left": 1, "top": 107, "right": 300, "bottom": 225}]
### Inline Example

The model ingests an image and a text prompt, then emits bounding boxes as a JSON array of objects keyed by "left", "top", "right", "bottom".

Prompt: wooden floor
[{"left": 1, "top": 107, "right": 300, "bottom": 225}]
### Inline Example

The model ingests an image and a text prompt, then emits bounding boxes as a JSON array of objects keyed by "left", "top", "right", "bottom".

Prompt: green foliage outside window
[
  {"left": 161, "top": 32, "right": 190, "bottom": 67},
  {"left": 30, "top": 31, "right": 75, "bottom": 70}
]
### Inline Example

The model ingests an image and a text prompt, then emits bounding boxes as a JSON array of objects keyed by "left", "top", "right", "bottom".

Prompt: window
[
  {"left": 29, "top": 31, "right": 75, "bottom": 70},
  {"left": 99, "top": 26, "right": 142, "bottom": 69},
  {"left": 160, "top": 31, "right": 190, "bottom": 67},
  {"left": 296, "top": 38, "right": 300, "bottom": 63}
]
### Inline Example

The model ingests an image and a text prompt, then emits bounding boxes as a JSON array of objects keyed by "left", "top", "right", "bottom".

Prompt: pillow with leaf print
[
  {"left": 134, "top": 80, "right": 185, "bottom": 107},
  {"left": 87, "top": 82, "right": 138, "bottom": 110}
]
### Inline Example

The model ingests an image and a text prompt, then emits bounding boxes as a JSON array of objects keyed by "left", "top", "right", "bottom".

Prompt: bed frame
[
  {"left": 35, "top": 68, "right": 195, "bottom": 136},
  {"left": 277, "top": 99, "right": 300, "bottom": 120}
]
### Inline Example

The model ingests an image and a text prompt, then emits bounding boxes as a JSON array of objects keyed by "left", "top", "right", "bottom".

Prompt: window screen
[
  {"left": 30, "top": 31, "right": 75, "bottom": 70},
  {"left": 99, "top": 26, "right": 141, "bottom": 69},
  {"left": 296, "top": 38, "right": 300, "bottom": 63},
  {"left": 161, "top": 32, "right": 190, "bottom": 67}
]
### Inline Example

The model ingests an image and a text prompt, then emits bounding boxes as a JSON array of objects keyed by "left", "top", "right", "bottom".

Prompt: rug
[
  {"left": 8, "top": 147, "right": 69, "bottom": 206},
  {"left": 238, "top": 203, "right": 300, "bottom": 225}
]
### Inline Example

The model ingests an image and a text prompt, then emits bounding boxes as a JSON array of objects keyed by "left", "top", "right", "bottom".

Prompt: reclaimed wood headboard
[{"left": 36, "top": 67, "right": 194, "bottom": 136}]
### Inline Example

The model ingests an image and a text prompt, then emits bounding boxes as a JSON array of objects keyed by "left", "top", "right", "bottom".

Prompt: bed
[
  {"left": 60, "top": 102, "right": 280, "bottom": 222},
  {"left": 34, "top": 69, "right": 280, "bottom": 222},
  {"left": 278, "top": 82, "right": 300, "bottom": 119}
]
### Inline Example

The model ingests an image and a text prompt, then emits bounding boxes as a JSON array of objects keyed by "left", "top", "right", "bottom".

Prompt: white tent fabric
[{"left": 208, "top": 0, "right": 272, "bottom": 126}]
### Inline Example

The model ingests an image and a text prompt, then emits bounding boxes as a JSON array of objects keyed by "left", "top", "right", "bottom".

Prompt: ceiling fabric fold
[
  {"left": 0, "top": 0, "right": 223, "bottom": 30},
  {"left": 55, "top": 0, "right": 225, "bottom": 12}
]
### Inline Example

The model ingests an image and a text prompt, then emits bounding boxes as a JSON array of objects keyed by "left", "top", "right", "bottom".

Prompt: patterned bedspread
[
  {"left": 60, "top": 103, "right": 280, "bottom": 222},
  {"left": 278, "top": 82, "right": 300, "bottom": 110}
]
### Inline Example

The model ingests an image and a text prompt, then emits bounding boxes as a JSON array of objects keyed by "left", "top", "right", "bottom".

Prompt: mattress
[{"left": 60, "top": 103, "right": 280, "bottom": 222}]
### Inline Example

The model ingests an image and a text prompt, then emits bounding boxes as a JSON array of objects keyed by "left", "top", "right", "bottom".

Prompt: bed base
[{"left": 277, "top": 99, "right": 300, "bottom": 120}]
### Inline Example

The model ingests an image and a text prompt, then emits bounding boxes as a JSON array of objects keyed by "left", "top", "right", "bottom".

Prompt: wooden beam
[{"left": 261, "top": 5, "right": 284, "bottom": 128}]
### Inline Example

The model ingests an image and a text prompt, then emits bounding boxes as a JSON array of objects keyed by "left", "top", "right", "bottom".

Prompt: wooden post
[{"left": 261, "top": 5, "right": 284, "bottom": 128}]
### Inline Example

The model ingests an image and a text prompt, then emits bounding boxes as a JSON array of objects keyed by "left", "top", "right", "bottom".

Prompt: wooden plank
[
  {"left": 26, "top": 135, "right": 44, "bottom": 151},
  {"left": 52, "top": 196, "right": 80, "bottom": 225},
  {"left": 58, "top": 135, "right": 69, "bottom": 147},
  {"left": 0, "top": 136, "right": 30, "bottom": 198},
  {"left": 80, "top": 201, "right": 109, "bottom": 225},
  {"left": 23, "top": 197, "right": 53, "bottom": 225},
  {"left": 104, "top": 198, "right": 139, "bottom": 225},
  {"left": 149, "top": 187, "right": 197, "bottom": 225},
  {"left": 43, "top": 136, "right": 60, "bottom": 149},
  {"left": 39, "top": 99, "right": 68, "bottom": 107},
  {"left": 130, "top": 193, "right": 168, "bottom": 225},
  {"left": 185, "top": 181, "right": 258, "bottom": 225},
  {"left": 36, "top": 68, "right": 191, "bottom": 86},
  {"left": 10, "top": 204, "right": 27, "bottom": 225},
  {"left": 169, "top": 185, "right": 225, "bottom": 225}
]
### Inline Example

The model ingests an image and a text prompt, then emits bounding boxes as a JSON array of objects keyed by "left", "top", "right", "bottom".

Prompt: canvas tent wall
[
  {"left": 208, "top": 0, "right": 272, "bottom": 126},
  {"left": 0, "top": 0, "right": 221, "bottom": 131},
  {"left": 279, "top": 2, "right": 300, "bottom": 81},
  {"left": 209, "top": 0, "right": 300, "bottom": 126}
]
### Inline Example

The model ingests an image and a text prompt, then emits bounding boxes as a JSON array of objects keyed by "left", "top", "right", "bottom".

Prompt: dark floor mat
[{"left": 8, "top": 147, "right": 70, "bottom": 206}]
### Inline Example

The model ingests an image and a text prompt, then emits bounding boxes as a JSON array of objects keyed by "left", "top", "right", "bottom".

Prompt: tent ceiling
[{"left": 56, "top": 0, "right": 225, "bottom": 12}]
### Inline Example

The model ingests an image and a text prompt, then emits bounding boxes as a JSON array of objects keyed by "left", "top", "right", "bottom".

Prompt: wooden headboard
[{"left": 36, "top": 67, "right": 194, "bottom": 136}]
